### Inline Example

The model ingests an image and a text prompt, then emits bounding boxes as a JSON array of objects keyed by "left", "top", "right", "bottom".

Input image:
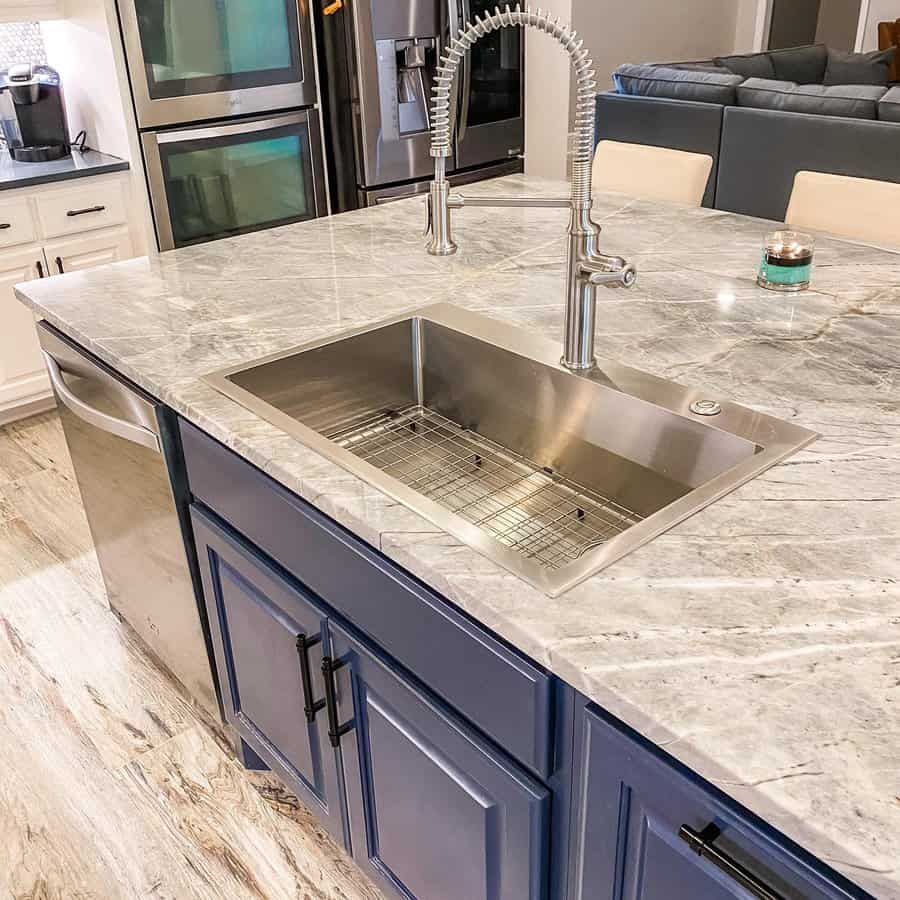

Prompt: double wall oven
[{"left": 119, "top": 0, "right": 327, "bottom": 249}]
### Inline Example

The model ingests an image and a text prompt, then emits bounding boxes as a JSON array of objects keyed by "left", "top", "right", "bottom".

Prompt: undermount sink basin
[{"left": 205, "top": 304, "right": 816, "bottom": 595}]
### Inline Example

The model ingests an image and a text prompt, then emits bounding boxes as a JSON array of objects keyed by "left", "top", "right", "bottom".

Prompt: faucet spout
[{"left": 424, "top": 4, "right": 636, "bottom": 371}]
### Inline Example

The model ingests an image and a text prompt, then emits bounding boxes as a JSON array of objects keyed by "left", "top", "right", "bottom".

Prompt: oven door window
[
  {"left": 135, "top": 0, "right": 302, "bottom": 99},
  {"left": 465, "top": 0, "right": 522, "bottom": 127},
  {"left": 159, "top": 122, "right": 317, "bottom": 248}
]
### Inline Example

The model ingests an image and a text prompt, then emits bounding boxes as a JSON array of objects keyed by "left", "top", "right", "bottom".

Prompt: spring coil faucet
[{"left": 425, "top": 4, "right": 636, "bottom": 371}]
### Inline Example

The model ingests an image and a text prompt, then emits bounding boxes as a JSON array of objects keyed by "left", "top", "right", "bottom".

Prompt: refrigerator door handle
[
  {"left": 42, "top": 350, "right": 162, "bottom": 453},
  {"left": 457, "top": 0, "right": 472, "bottom": 143}
]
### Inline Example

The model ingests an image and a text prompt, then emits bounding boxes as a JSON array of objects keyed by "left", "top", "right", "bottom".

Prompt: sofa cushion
[
  {"left": 613, "top": 63, "right": 743, "bottom": 105},
  {"left": 824, "top": 47, "right": 895, "bottom": 85},
  {"left": 737, "top": 79, "right": 887, "bottom": 119},
  {"left": 768, "top": 44, "right": 827, "bottom": 83},
  {"left": 715, "top": 52, "right": 776, "bottom": 80},
  {"left": 878, "top": 85, "right": 900, "bottom": 121}
]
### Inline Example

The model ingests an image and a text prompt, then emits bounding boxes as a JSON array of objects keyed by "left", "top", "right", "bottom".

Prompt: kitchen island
[{"left": 16, "top": 175, "right": 900, "bottom": 899}]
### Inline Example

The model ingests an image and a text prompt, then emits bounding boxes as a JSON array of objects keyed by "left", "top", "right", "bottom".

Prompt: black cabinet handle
[
  {"left": 36, "top": 259, "right": 45, "bottom": 278},
  {"left": 55, "top": 256, "right": 64, "bottom": 274},
  {"left": 679, "top": 824, "right": 786, "bottom": 900},
  {"left": 66, "top": 204, "right": 105, "bottom": 217},
  {"left": 295, "top": 632, "right": 325, "bottom": 723},
  {"left": 321, "top": 655, "right": 354, "bottom": 748},
  {"left": 0, "top": 222, "right": 11, "bottom": 230}
]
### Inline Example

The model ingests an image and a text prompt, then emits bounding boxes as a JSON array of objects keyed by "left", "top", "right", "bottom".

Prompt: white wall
[
  {"left": 573, "top": 0, "right": 744, "bottom": 92},
  {"left": 856, "top": 0, "right": 900, "bottom": 49},
  {"left": 524, "top": 0, "right": 750, "bottom": 179},
  {"left": 734, "top": 0, "right": 763, "bottom": 52},
  {"left": 41, "top": 0, "right": 154, "bottom": 253},
  {"left": 523, "top": 0, "right": 574, "bottom": 179}
]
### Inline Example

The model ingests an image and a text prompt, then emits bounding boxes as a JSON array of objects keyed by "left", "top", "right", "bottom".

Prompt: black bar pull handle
[
  {"left": 295, "top": 632, "right": 325, "bottom": 723},
  {"left": 0, "top": 222, "right": 11, "bottom": 230},
  {"left": 66, "top": 204, "right": 105, "bottom": 217},
  {"left": 36, "top": 259, "right": 45, "bottom": 278},
  {"left": 55, "top": 256, "right": 64, "bottom": 274},
  {"left": 321, "top": 655, "right": 354, "bottom": 748},
  {"left": 679, "top": 824, "right": 786, "bottom": 900}
]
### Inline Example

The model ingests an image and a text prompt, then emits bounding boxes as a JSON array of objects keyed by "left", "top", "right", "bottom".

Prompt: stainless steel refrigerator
[{"left": 316, "top": 0, "right": 525, "bottom": 211}]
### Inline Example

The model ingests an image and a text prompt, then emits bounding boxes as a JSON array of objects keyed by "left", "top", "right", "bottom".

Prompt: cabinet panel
[
  {"left": 179, "top": 418, "right": 553, "bottom": 777},
  {"left": 190, "top": 506, "right": 346, "bottom": 845},
  {"left": 0, "top": 249, "right": 48, "bottom": 412},
  {"left": 35, "top": 179, "right": 128, "bottom": 238},
  {"left": 573, "top": 705, "right": 860, "bottom": 900},
  {"left": 0, "top": 198, "right": 37, "bottom": 249},
  {"left": 43, "top": 227, "right": 134, "bottom": 275},
  {"left": 328, "top": 620, "right": 549, "bottom": 900}
]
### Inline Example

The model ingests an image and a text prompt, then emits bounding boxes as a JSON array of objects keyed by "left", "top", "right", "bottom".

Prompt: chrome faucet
[{"left": 425, "top": 4, "right": 636, "bottom": 371}]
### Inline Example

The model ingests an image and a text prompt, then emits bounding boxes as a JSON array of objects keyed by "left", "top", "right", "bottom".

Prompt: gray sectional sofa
[{"left": 596, "top": 45, "right": 900, "bottom": 221}]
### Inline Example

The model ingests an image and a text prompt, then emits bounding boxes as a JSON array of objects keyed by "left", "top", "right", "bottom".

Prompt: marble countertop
[
  {"left": 0, "top": 149, "right": 129, "bottom": 191},
  {"left": 15, "top": 175, "right": 900, "bottom": 898}
]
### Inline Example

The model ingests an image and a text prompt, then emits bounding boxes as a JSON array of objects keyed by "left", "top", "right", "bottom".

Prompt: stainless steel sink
[{"left": 205, "top": 304, "right": 816, "bottom": 595}]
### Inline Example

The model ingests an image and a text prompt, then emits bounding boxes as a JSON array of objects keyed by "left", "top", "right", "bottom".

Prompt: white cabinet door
[
  {"left": 43, "top": 227, "right": 135, "bottom": 276},
  {"left": 0, "top": 248, "right": 49, "bottom": 418}
]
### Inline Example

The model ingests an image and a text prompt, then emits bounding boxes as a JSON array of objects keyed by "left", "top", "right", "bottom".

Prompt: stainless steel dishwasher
[{"left": 38, "top": 322, "right": 219, "bottom": 718}]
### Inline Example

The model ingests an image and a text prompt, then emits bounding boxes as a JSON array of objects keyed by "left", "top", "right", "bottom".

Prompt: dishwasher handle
[{"left": 42, "top": 350, "right": 162, "bottom": 453}]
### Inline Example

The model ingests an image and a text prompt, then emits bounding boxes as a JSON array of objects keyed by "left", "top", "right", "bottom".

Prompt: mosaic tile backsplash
[{"left": 0, "top": 23, "right": 47, "bottom": 71}]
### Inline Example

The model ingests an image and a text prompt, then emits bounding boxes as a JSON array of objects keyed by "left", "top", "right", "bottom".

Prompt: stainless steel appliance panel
[
  {"left": 38, "top": 323, "right": 219, "bottom": 717},
  {"left": 142, "top": 111, "right": 327, "bottom": 250},
  {"left": 119, "top": 0, "right": 317, "bottom": 128},
  {"left": 359, "top": 158, "right": 523, "bottom": 207},
  {"left": 454, "top": 0, "right": 525, "bottom": 170},
  {"left": 349, "top": 0, "right": 445, "bottom": 188}
]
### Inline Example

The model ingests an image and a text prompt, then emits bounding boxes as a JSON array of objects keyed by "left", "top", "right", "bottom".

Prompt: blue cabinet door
[
  {"left": 573, "top": 705, "right": 863, "bottom": 900},
  {"left": 190, "top": 505, "right": 346, "bottom": 846},
  {"left": 326, "top": 620, "right": 550, "bottom": 900}
]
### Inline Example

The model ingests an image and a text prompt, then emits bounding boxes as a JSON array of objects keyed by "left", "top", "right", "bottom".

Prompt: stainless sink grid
[{"left": 324, "top": 405, "right": 643, "bottom": 570}]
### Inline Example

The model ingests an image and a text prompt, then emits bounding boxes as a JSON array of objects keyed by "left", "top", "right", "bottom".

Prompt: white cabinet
[
  {"left": 44, "top": 228, "right": 134, "bottom": 276},
  {"left": 0, "top": 250, "right": 44, "bottom": 421},
  {"left": 0, "top": 173, "right": 138, "bottom": 424}
]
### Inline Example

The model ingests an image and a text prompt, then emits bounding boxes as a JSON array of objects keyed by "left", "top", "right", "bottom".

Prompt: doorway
[{"left": 764, "top": 0, "right": 863, "bottom": 51}]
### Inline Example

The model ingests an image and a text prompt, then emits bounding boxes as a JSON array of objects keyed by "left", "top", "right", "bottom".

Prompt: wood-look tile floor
[{"left": 0, "top": 412, "right": 384, "bottom": 900}]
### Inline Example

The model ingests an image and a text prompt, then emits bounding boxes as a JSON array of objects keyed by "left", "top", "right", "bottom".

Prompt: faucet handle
[
  {"left": 580, "top": 256, "right": 637, "bottom": 289},
  {"left": 588, "top": 263, "right": 637, "bottom": 288}
]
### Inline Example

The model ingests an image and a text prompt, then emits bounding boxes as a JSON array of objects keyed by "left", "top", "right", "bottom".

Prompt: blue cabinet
[
  {"left": 191, "top": 506, "right": 347, "bottom": 846},
  {"left": 571, "top": 705, "right": 865, "bottom": 900},
  {"left": 191, "top": 501, "right": 551, "bottom": 900},
  {"left": 325, "top": 619, "right": 550, "bottom": 900}
]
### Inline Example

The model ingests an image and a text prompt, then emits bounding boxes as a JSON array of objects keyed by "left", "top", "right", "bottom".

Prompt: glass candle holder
[{"left": 757, "top": 231, "right": 815, "bottom": 292}]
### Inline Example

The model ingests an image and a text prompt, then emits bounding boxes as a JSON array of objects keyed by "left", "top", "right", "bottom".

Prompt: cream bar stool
[
  {"left": 786, "top": 171, "right": 900, "bottom": 248},
  {"left": 591, "top": 140, "right": 714, "bottom": 207}
]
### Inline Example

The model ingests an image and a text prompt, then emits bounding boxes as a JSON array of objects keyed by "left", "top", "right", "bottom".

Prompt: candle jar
[{"left": 757, "top": 231, "right": 815, "bottom": 292}]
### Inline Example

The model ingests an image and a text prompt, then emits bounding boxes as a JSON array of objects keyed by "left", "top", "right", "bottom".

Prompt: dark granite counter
[{"left": 0, "top": 149, "right": 129, "bottom": 191}]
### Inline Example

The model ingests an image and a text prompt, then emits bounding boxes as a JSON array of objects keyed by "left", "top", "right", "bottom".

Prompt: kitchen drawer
[
  {"left": 180, "top": 418, "right": 554, "bottom": 777},
  {"left": 0, "top": 198, "right": 36, "bottom": 249},
  {"left": 35, "top": 180, "right": 128, "bottom": 238},
  {"left": 574, "top": 705, "right": 865, "bottom": 900}
]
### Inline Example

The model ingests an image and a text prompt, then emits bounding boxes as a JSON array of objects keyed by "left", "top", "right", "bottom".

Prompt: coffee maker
[{"left": 0, "top": 64, "right": 70, "bottom": 162}]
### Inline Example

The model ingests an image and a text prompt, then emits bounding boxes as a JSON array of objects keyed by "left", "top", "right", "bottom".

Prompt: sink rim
[{"left": 203, "top": 302, "right": 818, "bottom": 595}]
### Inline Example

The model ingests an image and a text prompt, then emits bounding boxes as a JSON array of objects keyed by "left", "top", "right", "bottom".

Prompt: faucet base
[
  {"left": 427, "top": 240, "right": 458, "bottom": 257},
  {"left": 561, "top": 355, "right": 597, "bottom": 372}
]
